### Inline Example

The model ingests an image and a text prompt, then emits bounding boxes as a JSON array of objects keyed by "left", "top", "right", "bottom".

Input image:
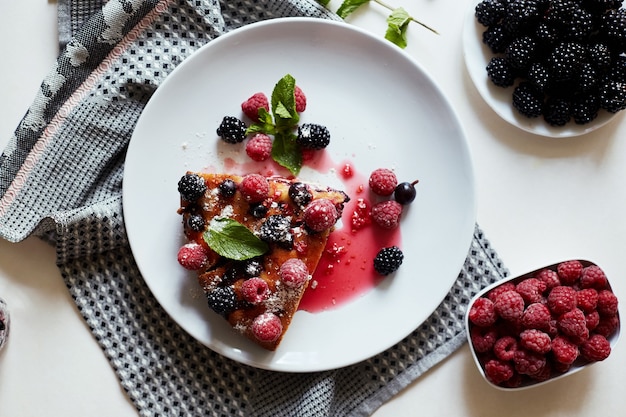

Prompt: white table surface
[{"left": 1, "top": 1, "right": 625, "bottom": 416}]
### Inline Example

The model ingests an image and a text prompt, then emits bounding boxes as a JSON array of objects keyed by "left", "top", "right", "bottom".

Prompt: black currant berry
[{"left": 394, "top": 180, "right": 419, "bottom": 205}]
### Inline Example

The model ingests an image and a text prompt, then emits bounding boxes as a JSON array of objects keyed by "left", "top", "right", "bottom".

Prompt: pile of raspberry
[{"left": 467, "top": 260, "right": 620, "bottom": 388}]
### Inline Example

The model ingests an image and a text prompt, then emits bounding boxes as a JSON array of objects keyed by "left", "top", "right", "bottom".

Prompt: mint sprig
[
  {"left": 246, "top": 74, "right": 303, "bottom": 175},
  {"left": 203, "top": 217, "right": 269, "bottom": 261},
  {"left": 325, "top": 0, "right": 438, "bottom": 49}
]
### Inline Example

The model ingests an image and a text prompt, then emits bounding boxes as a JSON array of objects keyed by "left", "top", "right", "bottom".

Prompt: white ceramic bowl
[{"left": 466, "top": 260, "right": 621, "bottom": 390}]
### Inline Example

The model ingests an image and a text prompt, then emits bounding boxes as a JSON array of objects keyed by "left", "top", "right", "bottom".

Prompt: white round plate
[
  {"left": 123, "top": 17, "right": 475, "bottom": 372},
  {"left": 462, "top": 1, "right": 616, "bottom": 137}
]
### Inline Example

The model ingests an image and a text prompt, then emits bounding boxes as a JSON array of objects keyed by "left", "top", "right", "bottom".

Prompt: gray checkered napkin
[{"left": 0, "top": 1, "right": 509, "bottom": 416}]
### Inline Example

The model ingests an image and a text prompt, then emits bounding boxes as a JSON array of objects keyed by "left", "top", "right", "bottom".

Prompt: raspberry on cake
[{"left": 176, "top": 172, "right": 349, "bottom": 350}]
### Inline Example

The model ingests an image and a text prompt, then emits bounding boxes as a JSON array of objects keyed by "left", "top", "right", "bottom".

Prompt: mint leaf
[
  {"left": 203, "top": 218, "right": 269, "bottom": 261},
  {"left": 246, "top": 108, "right": 276, "bottom": 135},
  {"left": 336, "top": 0, "right": 370, "bottom": 19},
  {"left": 271, "top": 74, "right": 299, "bottom": 130},
  {"left": 316, "top": 0, "right": 331, "bottom": 6},
  {"left": 271, "top": 132, "right": 302, "bottom": 176},
  {"left": 385, "top": 7, "right": 411, "bottom": 49}
]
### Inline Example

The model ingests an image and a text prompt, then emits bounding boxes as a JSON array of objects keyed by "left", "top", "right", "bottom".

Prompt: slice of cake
[{"left": 176, "top": 172, "right": 349, "bottom": 350}]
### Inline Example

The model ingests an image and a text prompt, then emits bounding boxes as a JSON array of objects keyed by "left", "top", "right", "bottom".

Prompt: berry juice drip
[
  {"left": 299, "top": 162, "right": 402, "bottom": 313},
  {"left": 218, "top": 156, "right": 403, "bottom": 313}
]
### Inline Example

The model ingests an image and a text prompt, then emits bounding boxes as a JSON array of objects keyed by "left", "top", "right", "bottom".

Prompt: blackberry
[
  {"left": 207, "top": 286, "right": 237, "bottom": 317},
  {"left": 243, "top": 258, "right": 264, "bottom": 277},
  {"left": 218, "top": 179, "right": 237, "bottom": 198},
  {"left": 221, "top": 265, "right": 244, "bottom": 286},
  {"left": 288, "top": 182, "right": 312, "bottom": 207},
  {"left": 217, "top": 116, "right": 247, "bottom": 144},
  {"left": 296, "top": 123, "right": 330, "bottom": 150},
  {"left": 598, "top": 79, "right": 626, "bottom": 113},
  {"left": 578, "top": 62, "right": 599, "bottom": 93},
  {"left": 178, "top": 173, "right": 207, "bottom": 202},
  {"left": 512, "top": 81, "right": 544, "bottom": 117},
  {"left": 527, "top": 62, "right": 550, "bottom": 91},
  {"left": 506, "top": 36, "right": 537, "bottom": 70},
  {"left": 475, "top": 0, "right": 508, "bottom": 26},
  {"left": 259, "top": 215, "right": 293, "bottom": 249},
  {"left": 548, "top": 42, "right": 585, "bottom": 83},
  {"left": 608, "top": 55, "right": 626, "bottom": 82},
  {"left": 586, "top": 43, "right": 612, "bottom": 74},
  {"left": 600, "top": 8, "right": 626, "bottom": 51},
  {"left": 534, "top": 22, "right": 560, "bottom": 54},
  {"left": 543, "top": 97, "right": 572, "bottom": 126},
  {"left": 571, "top": 93, "right": 601, "bottom": 123},
  {"left": 373, "top": 246, "right": 404, "bottom": 276},
  {"left": 483, "top": 24, "right": 511, "bottom": 53},
  {"left": 186, "top": 213, "right": 205, "bottom": 232},
  {"left": 582, "top": 0, "right": 624, "bottom": 14},
  {"left": 503, "top": 0, "right": 542, "bottom": 35},
  {"left": 487, "top": 57, "right": 517, "bottom": 87},
  {"left": 562, "top": 4, "right": 595, "bottom": 41}
]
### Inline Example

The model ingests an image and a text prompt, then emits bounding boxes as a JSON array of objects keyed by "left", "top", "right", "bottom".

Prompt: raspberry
[
  {"left": 494, "top": 290, "right": 525, "bottom": 321},
  {"left": 493, "top": 336, "right": 518, "bottom": 361},
  {"left": 580, "top": 334, "right": 611, "bottom": 362},
  {"left": 595, "top": 314, "right": 620, "bottom": 337},
  {"left": 597, "top": 289, "right": 619, "bottom": 316},
  {"left": 552, "top": 335, "right": 579, "bottom": 365},
  {"left": 303, "top": 198, "right": 339, "bottom": 232},
  {"left": 177, "top": 243, "right": 208, "bottom": 270},
  {"left": 468, "top": 297, "right": 498, "bottom": 327},
  {"left": 580, "top": 265, "right": 608, "bottom": 289},
  {"left": 470, "top": 326, "right": 498, "bottom": 353},
  {"left": 241, "top": 277, "right": 270, "bottom": 304},
  {"left": 484, "top": 359, "right": 515, "bottom": 385},
  {"left": 516, "top": 278, "right": 547, "bottom": 304},
  {"left": 513, "top": 348, "right": 546, "bottom": 376},
  {"left": 576, "top": 288, "right": 598, "bottom": 312},
  {"left": 487, "top": 282, "right": 516, "bottom": 303},
  {"left": 532, "top": 361, "right": 553, "bottom": 382},
  {"left": 294, "top": 85, "right": 307, "bottom": 112},
  {"left": 296, "top": 123, "right": 330, "bottom": 150},
  {"left": 368, "top": 168, "right": 398, "bottom": 196},
  {"left": 239, "top": 174, "right": 269, "bottom": 203},
  {"left": 178, "top": 173, "right": 207, "bottom": 202},
  {"left": 556, "top": 260, "right": 583, "bottom": 285},
  {"left": 521, "top": 302, "right": 552, "bottom": 330},
  {"left": 519, "top": 329, "right": 552, "bottom": 354},
  {"left": 373, "top": 246, "right": 404, "bottom": 276},
  {"left": 371, "top": 200, "right": 402, "bottom": 229},
  {"left": 585, "top": 310, "right": 600, "bottom": 331},
  {"left": 547, "top": 286, "right": 577, "bottom": 315},
  {"left": 251, "top": 312, "right": 283, "bottom": 343},
  {"left": 557, "top": 308, "right": 589, "bottom": 343},
  {"left": 241, "top": 92, "right": 270, "bottom": 122},
  {"left": 279, "top": 258, "right": 309, "bottom": 288},
  {"left": 536, "top": 268, "right": 560, "bottom": 290},
  {"left": 217, "top": 116, "right": 247, "bottom": 144},
  {"left": 245, "top": 133, "right": 272, "bottom": 162}
]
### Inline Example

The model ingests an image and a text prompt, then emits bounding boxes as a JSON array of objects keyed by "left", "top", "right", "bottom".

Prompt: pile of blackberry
[{"left": 476, "top": 0, "right": 626, "bottom": 126}]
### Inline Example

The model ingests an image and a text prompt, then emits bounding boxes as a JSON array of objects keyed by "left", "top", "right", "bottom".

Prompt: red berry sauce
[{"left": 216, "top": 155, "right": 402, "bottom": 313}]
